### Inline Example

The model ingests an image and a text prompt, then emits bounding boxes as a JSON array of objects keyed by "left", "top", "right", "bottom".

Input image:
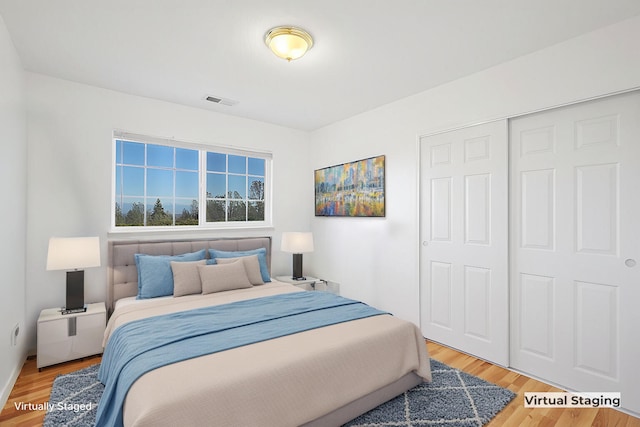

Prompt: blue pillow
[
  {"left": 207, "top": 248, "right": 270, "bottom": 282},
  {"left": 135, "top": 249, "right": 206, "bottom": 299}
]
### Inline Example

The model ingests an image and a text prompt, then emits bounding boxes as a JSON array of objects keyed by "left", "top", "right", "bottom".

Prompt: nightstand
[
  {"left": 276, "top": 275, "right": 320, "bottom": 290},
  {"left": 275, "top": 276, "right": 340, "bottom": 294},
  {"left": 37, "top": 302, "right": 106, "bottom": 369}
]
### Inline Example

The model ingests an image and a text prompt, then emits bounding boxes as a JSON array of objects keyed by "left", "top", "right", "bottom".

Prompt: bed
[{"left": 102, "top": 237, "right": 431, "bottom": 427}]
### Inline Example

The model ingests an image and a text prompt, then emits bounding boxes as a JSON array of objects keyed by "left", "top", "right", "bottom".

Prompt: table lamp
[
  {"left": 46, "top": 236, "right": 101, "bottom": 314},
  {"left": 281, "top": 232, "right": 314, "bottom": 280}
]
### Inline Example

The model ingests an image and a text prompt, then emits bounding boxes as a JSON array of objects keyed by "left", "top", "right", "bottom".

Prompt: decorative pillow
[
  {"left": 216, "top": 255, "right": 264, "bottom": 285},
  {"left": 197, "top": 261, "right": 252, "bottom": 294},
  {"left": 135, "top": 249, "right": 206, "bottom": 299},
  {"left": 171, "top": 260, "right": 207, "bottom": 297},
  {"left": 208, "top": 248, "right": 270, "bottom": 282}
]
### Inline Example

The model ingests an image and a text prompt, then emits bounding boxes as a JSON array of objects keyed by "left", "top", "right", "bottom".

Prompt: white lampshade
[
  {"left": 281, "top": 232, "right": 314, "bottom": 254},
  {"left": 46, "top": 237, "right": 101, "bottom": 271}
]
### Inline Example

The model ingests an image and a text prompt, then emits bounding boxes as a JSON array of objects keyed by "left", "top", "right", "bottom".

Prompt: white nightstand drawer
[
  {"left": 72, "top": 313, "right": 104, "bottom": 356},
  {"left": 37, "top": 302, "right": 106, "bottom": 369}
]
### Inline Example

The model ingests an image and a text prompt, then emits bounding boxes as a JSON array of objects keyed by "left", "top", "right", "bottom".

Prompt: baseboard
[{"left": 0, "top": 358, "right": 24, "bottom": 409}]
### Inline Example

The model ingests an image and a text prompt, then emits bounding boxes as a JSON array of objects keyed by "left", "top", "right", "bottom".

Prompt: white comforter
[{"left": 103, "top": 282, "right": 432, "bottom": 427}]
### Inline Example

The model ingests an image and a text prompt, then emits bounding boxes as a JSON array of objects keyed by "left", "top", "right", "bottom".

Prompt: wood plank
[
  {"left": 427, "top": 341, "right": 640, "bottom": 427},
  {"left": 0, "top": 356, "right": 101, "bottom": 427}
]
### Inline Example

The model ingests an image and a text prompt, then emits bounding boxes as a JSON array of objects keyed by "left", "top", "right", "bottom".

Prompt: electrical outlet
[{"left": 11, "top": 323, "right": 19, "bottom": 346}]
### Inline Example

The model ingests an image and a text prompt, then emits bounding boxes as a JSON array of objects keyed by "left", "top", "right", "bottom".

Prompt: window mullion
[
  {"left": 199, "top": 150, "right": 206, "bottom": 226},
  {"left": 172, "top": 169, "right": 176, "bottom": 226},
  {"left": 172, "top": 148, "right": 175, "bottom": 226},
  {"left": 143, "top": 145, "right": 148, "bottom": 226},
  {"left": 245, "top": 157, "right": 249, "bottom": 220},
  {"left": 225, "top": 155, "right": 229, "bottom": 222}
]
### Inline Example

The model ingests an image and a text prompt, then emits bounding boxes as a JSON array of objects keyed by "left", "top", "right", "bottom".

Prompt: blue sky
[{"left": 115, "top": 140, "right": 265, "bottom": 215}]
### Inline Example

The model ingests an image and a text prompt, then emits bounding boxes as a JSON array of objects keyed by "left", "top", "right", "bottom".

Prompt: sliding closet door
[
  {"left": 420, "top": 120, "right": 509, "bottom": 366},
  {"left": 510, "top": 92, "right": 640, "bottom": 414}
]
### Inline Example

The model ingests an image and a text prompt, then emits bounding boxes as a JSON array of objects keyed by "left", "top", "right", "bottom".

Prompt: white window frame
[{"left": 111, "top": 131, "right": 272, "bottom": 232}]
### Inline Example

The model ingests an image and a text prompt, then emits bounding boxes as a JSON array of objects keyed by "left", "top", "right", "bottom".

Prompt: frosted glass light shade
[
  {"left": 281, "top": 232, "right": 314, "bottom": 253},
  {"left": 47, "top": 237, "right": 101, "bottom": 270},
  {"left": 265, "top": 26, "right": 313, "bottom": 61}
]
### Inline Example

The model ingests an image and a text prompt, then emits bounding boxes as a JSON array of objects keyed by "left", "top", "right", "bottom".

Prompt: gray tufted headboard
[{"left": 107, "top": 237, "right": 272, "bottom": 314}]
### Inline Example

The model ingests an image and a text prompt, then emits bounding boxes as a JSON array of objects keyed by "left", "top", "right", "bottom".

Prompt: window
[
  {"left": 205, "top": 153, "right": 266, "bottom": 222},
  {"left": 113, "top": 133, "right": 271, "bottom": 229}
]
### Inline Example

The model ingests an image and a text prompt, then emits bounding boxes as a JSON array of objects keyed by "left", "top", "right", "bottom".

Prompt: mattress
[
  {"left": 113, "top": 295, "right": 170, "bottom": 310},
  {"left": 102, "top": 281, "right": 431, "bottom": 427}
]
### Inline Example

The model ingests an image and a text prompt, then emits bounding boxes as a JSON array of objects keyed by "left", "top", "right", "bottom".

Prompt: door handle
[{"left": 625, "top": 259, "right": 636, "bottom": 268}]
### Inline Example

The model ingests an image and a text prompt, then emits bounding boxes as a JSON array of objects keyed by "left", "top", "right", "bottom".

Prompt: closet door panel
[
  {"left": 510, "top": 91, "right": 640, "bottom": 415},
  {"left": 420, "top": 120, "right": 509, "bottom": 366}
]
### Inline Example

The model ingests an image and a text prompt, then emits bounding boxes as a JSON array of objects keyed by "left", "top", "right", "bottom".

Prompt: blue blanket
[{"left": 94, "top": 291, "right": 387, "bottom": 427}]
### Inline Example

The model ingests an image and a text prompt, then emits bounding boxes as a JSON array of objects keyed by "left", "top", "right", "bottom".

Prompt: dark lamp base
[
  {"left": 292, "top": 253, "right": 305, "bottom": 280},
  {"left": 61, "top": 307, "right": 87, "bottom": 315},
  {"left": 65, "top": 270, "right": 85, "bottom": 312}
]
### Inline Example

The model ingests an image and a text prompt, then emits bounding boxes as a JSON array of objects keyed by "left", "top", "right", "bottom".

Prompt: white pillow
[
  {"left": 197, "top": 261, "right": 252, "bottom": 294},
  {"left": 171, "top": 260, "right": 207, "bottom": 297},
  {"left": 215, "top": 255, "right": 265, "bottom": 285}
]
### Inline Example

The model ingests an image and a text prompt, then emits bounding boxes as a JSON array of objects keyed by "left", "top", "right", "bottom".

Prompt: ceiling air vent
[{"left": 205, "top": 95, "right": 238, "bottom": 107}]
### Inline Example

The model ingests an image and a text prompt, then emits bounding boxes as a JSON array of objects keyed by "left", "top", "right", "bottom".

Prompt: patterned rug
[
  {"left": 344, "top": 360, "right": 516, "bottom": 426},
  {"left": 44, "top": 360, "right": 515, "bottom": 427},
  {"left": 43, "top": 364, "right": 103, "bottom": 427}
]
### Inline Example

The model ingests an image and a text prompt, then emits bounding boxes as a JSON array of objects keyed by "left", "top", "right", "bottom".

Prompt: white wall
[
  {"left": 18, "top": 12, "right": 640, "bottom": 360},
  {"left": 0, "top": 15, "right": 27, "bottom": 407},
  {"left": 24, "top": 73, "right": 312, "bottom": 351},
  {"left": 309, "top": 15, "right": 640, "bottom": 326}
]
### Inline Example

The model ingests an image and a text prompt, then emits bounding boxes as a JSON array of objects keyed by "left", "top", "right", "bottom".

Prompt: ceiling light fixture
[{"left": 264, "top": 26, "right": 313, "bottom": 61}]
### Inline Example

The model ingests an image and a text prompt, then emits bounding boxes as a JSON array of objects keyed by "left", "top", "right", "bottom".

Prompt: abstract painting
[{"left": 315, "top": 155, "right": 385, "bottom": 217}]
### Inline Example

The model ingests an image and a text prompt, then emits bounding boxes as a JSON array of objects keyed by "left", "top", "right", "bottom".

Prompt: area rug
[
  {"left": 344, "top": 360, "right": 516, "bottom": 426},
  {"left": 43, "top": 364, "right": 103, "bottom": 427},
  {"left": 44, "top": 360, "right": 515, "bottom": 427}
]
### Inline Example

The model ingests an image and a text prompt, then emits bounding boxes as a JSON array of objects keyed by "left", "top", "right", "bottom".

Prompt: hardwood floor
[
  {"left": 1, "top": 343, "right": 639, "bottom": 426},
  {"left": 0, "top": 355, "right": 102, "bottom": 427},
  {"left": 427, "top": 341, "right": 640, "bottom": 427}
]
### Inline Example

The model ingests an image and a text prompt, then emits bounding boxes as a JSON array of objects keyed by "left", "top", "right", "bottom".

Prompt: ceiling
[{"left": 1, "top": 1, "right": 639, "bottom": 131}]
